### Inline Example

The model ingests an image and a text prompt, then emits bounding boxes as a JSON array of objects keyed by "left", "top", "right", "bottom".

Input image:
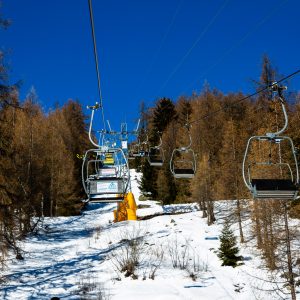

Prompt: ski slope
[{"left": 0, "top": 170, "right": 295, "bottom": 299}]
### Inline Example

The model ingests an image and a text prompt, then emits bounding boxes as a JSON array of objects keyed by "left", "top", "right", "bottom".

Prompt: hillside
[{"left": 1, "top": 170, "right": 299, "bottom": 300}]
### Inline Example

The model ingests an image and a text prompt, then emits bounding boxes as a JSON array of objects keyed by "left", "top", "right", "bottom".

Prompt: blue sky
[{"left": 1, "top": 0, "right": 300, "bottom": 130}]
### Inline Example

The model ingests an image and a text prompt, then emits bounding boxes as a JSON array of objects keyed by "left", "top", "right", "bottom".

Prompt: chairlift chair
[
  {"left": 170, "top": 148, "right": 196, "bottom": 178},
  {"left": 148, "top": 136, "right": 164, "bottom": 167},
  {"left": 82, "top": 148, "right": 130, "bottom": 203},
  {"left": 243, "top": 136, "right": 299, "bottom": 200},
  {"left": 128, "top": 143, "right": 142, "bottom": 159},
  {"left": 139, "top": 134, "right": 149, "bottom": 157},
  {"left": 103, "top": 152, "right": 115, "bottom": 165},
  {"left": 170, "top": 127, "right": 196, "bottom": 179},
  {"left": 242, "top": 84, "right": 299, "bottom": 200},
  {"left": 82, "top": 106, "right": 130, "bottom": 203},
  {"left": 128, "top": 133, "right": 149, "bottom": 159}
]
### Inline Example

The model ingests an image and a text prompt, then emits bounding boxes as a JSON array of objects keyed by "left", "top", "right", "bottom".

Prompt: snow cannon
[
  {"left": 126, "top": 192, "right": 137, "bottom": 211},
  {"left": 113, "top": 202, "right": 127, "bottom": 222},
  {"left": 126, "top": 192, "right": 137, "bottom": 221},
  {"left": 113, "top": 192, "right": 137, "bottom": 222}
]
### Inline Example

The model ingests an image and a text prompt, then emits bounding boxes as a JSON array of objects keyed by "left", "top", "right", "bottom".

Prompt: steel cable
[{"left": 88, "top": 0, "right": 106, "bottom": 131}]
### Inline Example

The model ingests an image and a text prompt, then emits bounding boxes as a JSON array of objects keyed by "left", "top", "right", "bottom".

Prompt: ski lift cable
[
  {"left": 179, "top": 0, "right": 289, "bottom": 96},
  {"left": 143, "top": 68, "right": 300, "bottom": 132},
  {"left": 154, "top": 0, "right": 229, "bottom": 97},
  {"left": 144, "top": 0, "right": 288, "bottom": 126},
  {"left": 88, "top": 0, "right": 106, "bottom": 131},
  {"left": 134, "top": 0, "right": 183, "bottom": 100},
  {"left": 188, "top": 69, "right": 300, "bottom": 126}
]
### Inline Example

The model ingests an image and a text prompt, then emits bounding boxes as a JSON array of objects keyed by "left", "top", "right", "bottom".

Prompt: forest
[
  {"left": 135, "top": 56, "right": 300, "bottom": 296},
  {"left": 1, "top": 3, "right": 300, "bottom": 298},
  {"left": 1, "top": 49, "right": 300, "bottom": 290}
]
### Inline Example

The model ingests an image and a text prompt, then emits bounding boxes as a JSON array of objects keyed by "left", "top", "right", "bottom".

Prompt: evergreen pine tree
[
  {"left": 218, "top": 219, "right": 241, "bottom": 267},
  {"left": 140, "top": 98, "right": 176, "bottom": 199},
  {"left": 151, "top": 97, "right": 176, "bottom": 137},
  {"left": 139, "top": 160, "right": 157, "bottom": 198}
]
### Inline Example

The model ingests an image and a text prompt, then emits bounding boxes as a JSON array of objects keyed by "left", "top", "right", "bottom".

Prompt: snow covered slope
[{"left": 0, "top": 170, "right": 294, "bottom": 299}]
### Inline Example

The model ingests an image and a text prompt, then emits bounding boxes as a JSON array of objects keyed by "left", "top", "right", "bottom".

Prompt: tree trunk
[
  {"left": 207, "top": 199, "right": 215, "bottom": 225},
  {"left": 50, "top": 198, "right": 53, "bottom": 218},
  {"left": 268, "top": 204, "right": 276, "bottom": 270},
  {"left": 236, "top": 199, "right": 244, "bottom": 243},
  {"left": 253, "top": 200, "right": 262, "bottom": 248},
  {"left": 283, "top": 201, "right": 296, "bottom": 300}
]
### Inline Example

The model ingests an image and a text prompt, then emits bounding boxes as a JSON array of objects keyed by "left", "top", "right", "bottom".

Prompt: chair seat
[
  {"left": 174, "top": 168, "right": 195, "bottom": 175},
  {"left": 89, "top": 195, "right": 124, "bottom": 203},
  {"left": 149, "top": 157, "right": 163, "bottom": 166},
  {"left": 251, "top": 179, "right": 298, "bottom": 200},
  {"left": 131, "top": 152, "right": 141, "bottom": 157},
  {"left": 173, "top": 169, "right": 195, "bottom": 179},
  {"left": 149, "top": 158, "right": 163, "bottom": 163},
  {"left": 90, "top": 177, "right": 120, "bottom": 181},
  {"left": 149, "top": 162, "right": 163, "bottom": 167},
  {"left": 251, "top": 179, "right": 297, "bottom": 191}
]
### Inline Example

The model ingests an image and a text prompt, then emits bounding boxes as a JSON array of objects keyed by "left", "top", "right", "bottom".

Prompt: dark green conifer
[
  {"left": 140, "top": 98, "right": 176, "bottom": 199},
  {"left": 218, "top": 219, "right": 241, "bottom": 267},
  {"left": 139, "top": 160, "right": 157, "bottom": 198},
  {"left": 152, "top": 97, "right": 177, "bottom": 137}
]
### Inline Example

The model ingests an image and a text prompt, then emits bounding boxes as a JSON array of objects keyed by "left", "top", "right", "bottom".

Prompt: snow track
[{"left": 0, "top": 170, "right": 296, "bottom": 299}]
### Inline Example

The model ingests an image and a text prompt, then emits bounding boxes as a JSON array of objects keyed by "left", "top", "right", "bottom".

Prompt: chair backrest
[{"left": 103, "top": 153, "right": 114, "bottom": 165}]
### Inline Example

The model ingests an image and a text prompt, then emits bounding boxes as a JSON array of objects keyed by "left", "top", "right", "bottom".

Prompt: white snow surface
[{"left": 0, "top": 170, "right": 297, "bottom": 299}]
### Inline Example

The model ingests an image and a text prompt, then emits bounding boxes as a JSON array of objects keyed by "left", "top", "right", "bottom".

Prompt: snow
[{"left": 0, "top": 170, "right": 297, "bottom": 299}]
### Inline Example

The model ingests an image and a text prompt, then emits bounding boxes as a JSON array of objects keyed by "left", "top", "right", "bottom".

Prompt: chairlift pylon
[
  {"left": 242, "top": 83, "right": 299, "bottom": 200},
  {"left": 82, "top": 103, "right": 130, "bottom": 203}
]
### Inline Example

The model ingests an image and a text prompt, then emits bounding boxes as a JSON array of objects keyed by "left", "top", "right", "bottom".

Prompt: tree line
[
  {"left": 0, "top": 62, "right": 89, "bottom": 260},
  {"left": 140, "top": 56, "right": 300, "bottom": 213},
  {"left": 138, "top": 56, "right": 300, "bottom": 299},
  {"left": 0, "top": 2, "right": 90, "bottom": 267},
  {"left": 1, "top": 5, "right": 299, "bottom": 295}
]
